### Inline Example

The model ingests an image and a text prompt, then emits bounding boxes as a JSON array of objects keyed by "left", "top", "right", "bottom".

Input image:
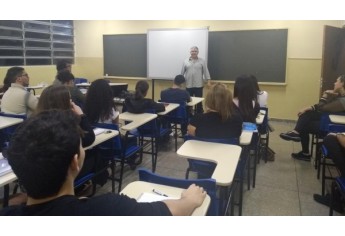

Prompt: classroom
[{"left": 1, "top": 20, "right": 345, "bottom": 219}]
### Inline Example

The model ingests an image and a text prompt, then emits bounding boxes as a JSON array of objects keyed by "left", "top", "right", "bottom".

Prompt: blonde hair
[{"left": 205, "top": 83, "right": 234, "bottom": 122}]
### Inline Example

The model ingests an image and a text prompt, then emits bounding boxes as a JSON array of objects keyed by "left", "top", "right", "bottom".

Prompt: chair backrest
[
  {"left": 138, "top": 168, "right": 219, "bottom": 216},
  {"left": 74, "top": 78, "right": 88, "bottom": 84},
  {"left": 162, "top": 102, "right": 188, "bottom": 124},
  {"left": 0, "top": 112, "right": 26, "bottom": 151},
  {"left": 328, "top": 124, "right": 345, "bottom": 133},
  {"left": 136, "top": 109, "right": 161, "bottom": 136},
  {"left": 93, "top": 123, "right": 122, "bottom": 157}
]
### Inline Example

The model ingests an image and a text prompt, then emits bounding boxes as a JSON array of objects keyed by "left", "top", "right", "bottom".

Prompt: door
[{"left": 321, "top": 25, "right": 345, "bottom": 96}]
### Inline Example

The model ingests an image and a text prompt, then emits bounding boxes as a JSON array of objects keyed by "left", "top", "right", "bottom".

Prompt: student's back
[{"left": 125, "top": 80, "right": 164, "bottom": 114}]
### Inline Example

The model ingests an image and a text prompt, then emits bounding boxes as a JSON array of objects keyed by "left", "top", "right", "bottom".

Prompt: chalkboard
[
  {"left": 208, "top": 29, "right": 288, "bottom": 83},
  {"left": 103, "top": 34, "right": 146, "bottom": 77},
  {"left": 103, "top": 29, "right": 288, "bottom": 83}
]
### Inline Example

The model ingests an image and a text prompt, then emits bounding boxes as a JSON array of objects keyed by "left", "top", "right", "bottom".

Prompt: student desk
[
  {"left": 0, "top": 116, "right": 23, "bottom": 129},
  {"left": 177, "top": 140, "right": 241, "bottom": 186},
  {"left": 329, "top": 114, "right": 345, "bottom": 125},
  {"left": 256, "top": 109, "right": 266, "bottom": 125},
  {"left": 157, "top": 103, "right": 179, "bottom": 116},
  {"left": 27, "top": 85, "right": 45, "bottom": 95},
  {"left": 84, "top": 129, "right": 119, "bottom": 150},
  {"left": 177, "top": 140, "right": 241, "bottom": 214},
  {"left": 0, "top": 153, "right": 17, "bottom": 208},
  {"left": 121, "top": 180, "right": 211, "bottom": 216},
  {"left": 119, "top": 112, "right": 157, "bottom": 131},
  {"left": 187, "top": 97, "right": 204, "bottom": 114}
]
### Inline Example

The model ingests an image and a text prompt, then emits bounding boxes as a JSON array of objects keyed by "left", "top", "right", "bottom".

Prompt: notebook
[
  {"left": 137, "top": 192, "right": 178, "bottom": 203},
  {"left": 0, "top": 157, "right": 12, "bottom": 177},
  {"left": 93, "top": 128, "right": 107, "bottom": 136}
]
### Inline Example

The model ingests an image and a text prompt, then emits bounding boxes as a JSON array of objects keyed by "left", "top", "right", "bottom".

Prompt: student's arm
[
  {"left": 27, "top": 93, "right": 38, "bottom": 111},
  {"left": 151, "top": 100, "right": 165, "bottom": 113},
  {"left": 71, "top": 102, "right": 95, "bottom": 147},
  {"left": 336, "top": 133, "right": 345, "bottom": 149},
  {"left": 163, "top": 184, "right": 206, "bottom": 216}
]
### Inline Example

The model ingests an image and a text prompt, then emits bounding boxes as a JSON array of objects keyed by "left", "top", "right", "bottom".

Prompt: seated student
[
  {"left": 125, "top": 80, "right": 165, "bottom": 114},
  {"left": 161, "top": 75, "right": 191, "bottom": 135},
  {"left": 280, "top": 75, "right": 345, "bottom": 161},
  {"left": 188, "top": 83, "right": 243, "bottom": 139},
  {"left": 233, "top": 74, "right": 260, "bottom": 123},
  {"left": 52, "top": 59, "right": 72, "bottom": 86},
  {"left": 0, "top": 110, "right": 206, "bottom": 216},
  {"left": 0, "top": 67, "right": 38, "bottom": 116},
  {"left": 160, "top": 75, "right": 191, "bottom": 104},
  {"left": 34, "top": 85, "right": 96, "bottom": 182},
  {"left": 84, "top": 79, "right": 119, "bottom": 124},
  {"left": 312, "top": 133, "right": 345, "bottom": 213},
  {"left": 57, "top": 71, "right": 85, "bottom": 107}
]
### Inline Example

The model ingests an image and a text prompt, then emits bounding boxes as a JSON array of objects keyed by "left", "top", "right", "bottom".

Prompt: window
[{"left": 0, "top": 20, "right": 74, "bottom": 66}]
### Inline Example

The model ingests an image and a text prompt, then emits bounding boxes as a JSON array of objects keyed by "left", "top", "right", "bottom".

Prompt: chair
[
  {"left": 312, "top": 112, "right": 345, "bottom": 172},
  {"left": 73, "top": 173, "right": 97, "bottom": 196},
  {"left": 0, "top": 113, "right": 26, "bottom": 151},
  {"left": 319, "top": 124, "right": 345, "bottom": 196},
  {"left": 257, "top": 107, "right": 270, "bottom": 163},
  {"left": 136, "top": 109, "right": 172, "bottom": 172},
  {"left": 329, "top": 176, "right": 345, "bottom": 215},
  {"left": 160, "top": 101, "right": 189, "bottom": 151},
  {"left": 183, "top": 135, "right": 241, "bottom": 215},
  {"left": 138, "top": 168, "right": 219, "bottom": 216},
  {"left": 184, "top": 135, "right": 239, "bottom": 179},
  {"left": 94, "top": 123, "right": 142, "bottom": 193},
  {"left": 74, "top": 78, "right": 88, "bottom": 84}
]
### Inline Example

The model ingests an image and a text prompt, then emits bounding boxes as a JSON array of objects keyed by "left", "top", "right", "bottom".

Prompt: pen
[{"left": 152, "top": 189, "right": 168, "bottom": 197}]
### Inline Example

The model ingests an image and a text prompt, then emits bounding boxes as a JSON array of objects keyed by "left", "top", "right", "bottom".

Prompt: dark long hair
[
  {"left": 234, "top": 75, "right": 258, "bottom": 122},
  {"left": 84, "top": 79, "right": 116, "bottom": 123},
  {"left": 134, "top": 80, "right": 149, "bottom": 100}
]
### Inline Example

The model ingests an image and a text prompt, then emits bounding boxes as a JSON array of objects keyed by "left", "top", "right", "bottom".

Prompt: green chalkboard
[{"left": 208, "top": 29, "right": 288, "bottom": 83}]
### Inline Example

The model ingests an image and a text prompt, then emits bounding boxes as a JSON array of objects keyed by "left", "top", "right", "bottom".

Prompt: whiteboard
[{"left": 147, "top": 28, "right": 209, "bottom": 80}]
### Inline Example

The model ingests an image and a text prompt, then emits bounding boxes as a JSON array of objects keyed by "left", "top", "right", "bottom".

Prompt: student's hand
[
  {"left": 323, "top": 90, "right": 338, "bottom": 98},
  {"left": 71, "top": 101, "right": 84, "bottom": 116},
  {"left": 297, "top": 107, "right": 311, "bottom": 117},
  {"left": 181, "top": 184, "right": 206, "bottom": 207},
  {"left": 207, "top": 80, "right": 212, "bottom": 88}
]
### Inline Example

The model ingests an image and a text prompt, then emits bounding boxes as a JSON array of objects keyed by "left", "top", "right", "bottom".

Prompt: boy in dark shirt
[
  {"left": 160, "top": 75, "right": 191, "bottom": 104},
  {"left": 0, "top": 110, "right": 206, "bottom": 216}
]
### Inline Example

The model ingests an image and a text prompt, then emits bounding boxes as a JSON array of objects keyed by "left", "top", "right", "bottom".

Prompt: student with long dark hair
[
  {"left": 233, "top": 74, "right": 260, "bottom": 123},
  {"left": 125, "top": 80, "right": 165, "bottom": 114},
  {"left": 84, "top": 79, "right": 119, "bottom": 124}
]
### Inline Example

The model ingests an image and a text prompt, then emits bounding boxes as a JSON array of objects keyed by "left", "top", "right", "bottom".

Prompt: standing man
[
  {"left": 181, "top": 46, "right": 211, "bottom": 114},
  {"left": 0, "top": 67, "right": 38, "bottom": 116}
]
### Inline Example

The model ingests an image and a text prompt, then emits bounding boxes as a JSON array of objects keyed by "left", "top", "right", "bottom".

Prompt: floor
[
  {"left": 94, "top": 120, "right": 343, "bottom": 216},
  {"left": 1, "top": 120, "right": 342, "bottom": 215}
]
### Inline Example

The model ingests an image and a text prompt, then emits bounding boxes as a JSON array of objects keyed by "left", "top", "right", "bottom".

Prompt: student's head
[
  {"left": 7, "top": 110, "right": 83, "bottom": 199},
  {"left": 35, "top": 85, "right": 71, "bottom": 114},
  {"left": 3, "top": 67, "right": 29, "bottom": 88},
  {"left": 85, "top": 79, "right": 115, "bottom": 123},
  {"left": 174, "top": 75, "right": 186, "bottom": 86},
  {"left": 135, "top": 80, "right": 149, "bottom": 99},
  {"left": 335, "top": 75, "right": 345, "bottom": 91},
  {"left": 190, "top": 46, "right": 199, "bottom": 58},
  {"left": 205, "top": 83, "right": 234, "bottom": 122},
  {"left": 57, "top": 71, "right": 75, "bottom": 86},
  {"left": 56, "top": 60, "right": 72, "bottom": 73}
]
